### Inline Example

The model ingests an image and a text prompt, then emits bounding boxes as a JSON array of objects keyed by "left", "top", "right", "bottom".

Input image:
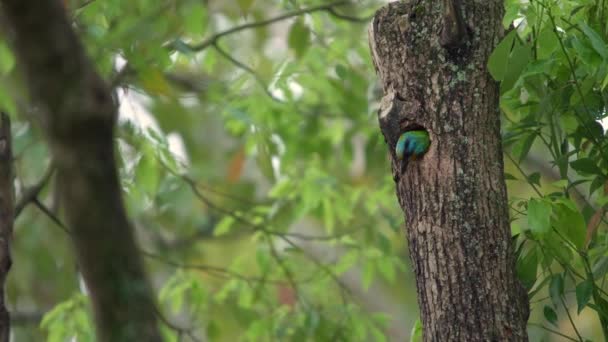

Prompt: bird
[{"left": 395, "top": 130, "right": 430, "bottom": 173}]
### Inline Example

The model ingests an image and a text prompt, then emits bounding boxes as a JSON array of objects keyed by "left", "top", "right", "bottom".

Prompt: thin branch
[
  {"left": 505, "top": 152, "right": 543, "bottom": 197},
  {"left": 142, "top": 250, "right": 319, "bottom": 285},
  {"left": 212, "top": 43, "right": 284, "bottom": 103},
  {"left": 558, "top": 293, "right": 584, "bottom": 342},
  {"left": 327, "top": 8, "right": 373, "bottom": 23},
  {"left": 161, "top": 165, "right": 354, "bottom": 303},
  {"left": 75, "top": 0, "right": 96, "bottom": 11},
  {"left": 278, "top": 234, "right": 352, "bottom": 304},
  {"left": 194, "top": 182, "right": 267, "bottom": 207},
  {"left": 160, "top": 161, "right": 356, "bottom": 242},
  {"left": 14, "top": 165, "right": 54, "bottom": 218},
  {"left": 528, "top": 323, "right": 580, "bottom": 342},
  {"left": 32, "top": 198, "right": 70, "bottom": 234},
  {"left": 264, "top": 233, "right": 302, "bottom": 304},
  {"left": 181, "top": 1, "right": 350, "bottom": 52}
]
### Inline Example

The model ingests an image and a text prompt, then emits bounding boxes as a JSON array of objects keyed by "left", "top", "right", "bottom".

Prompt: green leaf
[
  {"left": 593, "top": 256, "right": 608, "bottom": 279},
  {"left": 237, "top": 0, "right": 256, "bottom": 13},
  {"left": 552, "top": 201, "right": 585, "bottom": 250},
  {"left": 410, "top": 318, "right": 423, "bottom": 342},
  {"left": 322, "top": 197, "right": 335, "bottom": 233},
  {"left": 335, "top": 64, "right": 348, "bottom": 79},
  {"left": 571, "top": 158, "right": 603, "bottom": 175},
  {"left": 502, "top": 0, "right": 520, "bottom": 28},
  {"left": 488, "top": 30, "right": 517, "bottom": 81},
  {"left": 0, "top": 42, "right": 15, "bottom": 75},
  {"left": 580, "top": 23, "right": 608, "bottom": 59},
  {"left": 545, "top": 234, "right": 573, "bottom": 263},
  {"left": 183, "top": 3, "right": 207, "bottom": 36},
  {"left": 517, "top": 248, "right": 538, "bottom": 290},
  {"left": 502, "top": 44, "right": 532, "bottom": 93},
  {"left": 377, "top": 257, "right": 396, "bottom": 283},
  {"left": 135, "top": 143, "right": 160, "bottom": 196},
  {"left": 288, "top": 20, "right": 310, "bottom": 58},
  {"left": 576, "top": 279, "right": 594, "bottom": 313},
  {"left": 528, "top": 275, "right": 552, "bottom": 300},
  {"left": 512, "top": 132, "right": 536, "bottom": 163},
  {"left": 214, "top": 216, "right": 235, "bottom": 236},
  {"left": 537, "top": 26, "right": 558, "bottom": 59},
  {"left": 528, "top": 172, "right": 541, "bottom": 187},
  {"left": 527, "top": 199, "right": 552, "bottom": 234},
  {"left": 544, "top": 305, "right": 558, "bottom": 327},
  {"left": 334, "top": 249, "right": 358, "bottom": 275},
  {"left": 589, "top": 176, "right": 606, "bottom": 196},
  {"left": 256, "top": 138, "right": 275, "bottom": 181},
  {"left": 0, "top": 83, "right": 16, "bottom": 114},
  {"left": 549, "top": 274, "right": 564, "bottom": 308}
]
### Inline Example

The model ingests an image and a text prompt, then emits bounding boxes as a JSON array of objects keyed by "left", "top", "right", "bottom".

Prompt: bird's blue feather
[{"left": 395, "top": 130, "right": 430, "bottom": 173}]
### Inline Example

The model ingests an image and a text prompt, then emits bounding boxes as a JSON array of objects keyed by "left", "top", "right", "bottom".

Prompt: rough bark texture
[
  {"left": 369, "top": 1, "right": 529, "bottom": 341},
  {"left": 0, "top": 1, "right": 161, "bottom": 341},
  {"left": 0, "top": 113, "right": 12, "bottom": 342}
]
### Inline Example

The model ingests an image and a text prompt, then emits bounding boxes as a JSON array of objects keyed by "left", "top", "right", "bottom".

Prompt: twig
[
  {"left": 505, "top": 152, "right": 543, "bottom": 197},
  {"left": 264, "top": 233, "right": 302, "bottom": 304},
  {"left": 160, "top": 161, "right": 356, "bottom": 241},
  {"left": 327, "top": 8, "right": 373, "bottom": 23},
  {"left": 142, "top": 249, "right": 319, "bottom": 285},
  {"left": 212, "top": 43, "right": 284, "bottom": 103},
  {"left": 528, "top": 323, "right": 580, "bottom": 342},
  {"left": 162, "top": 165, "right": 354, "bottom": 304},
  {"left": 14, "top": 165, "right": 54, "bottom": 218},
  {"left": 33, "top": 198, "right": 70, "bottom": 234},
  {"left": 181, "top": 1, "right": 350, "bottom": 52}
]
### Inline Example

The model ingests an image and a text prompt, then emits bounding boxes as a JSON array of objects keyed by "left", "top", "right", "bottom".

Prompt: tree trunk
[
  {"left": 0, "top": 113, "right": 13, "bottom": 342},
  {"left": 369, "top": 1, "right": 529, "bottom": 341},
  {"left": 0, "top": 1, "right": 161, "bottom": 341}
]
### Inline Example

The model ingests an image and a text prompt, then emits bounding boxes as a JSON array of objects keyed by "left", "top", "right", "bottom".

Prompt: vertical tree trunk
[
  {"left": 0, "top": 113, "right": 12, "bottom": 342},
  {"left": 369, "top": 1, "right": 529, "bottom": 341},
  {"left": 0, "top": 1, "right": 161, "bottom": 341}
]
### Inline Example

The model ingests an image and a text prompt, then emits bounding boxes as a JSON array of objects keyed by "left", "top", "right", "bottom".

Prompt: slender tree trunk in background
[
  {"left": 0, "top": 113, "right": 12, "bottom": 342},
  {"left": 0, "top": 1, "right": 161, "bottom": 341},
  {"left": 369, "top": 1, "right": 529, "bottom": 340}
]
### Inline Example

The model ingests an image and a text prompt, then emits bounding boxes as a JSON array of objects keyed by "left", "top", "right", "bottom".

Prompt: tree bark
[
  {"left": 0, "top": 1, "right": 161, "bottom": 341},
  {"left": 0, "top": 113, "right": 13, "bottom": 342},
  {"left": 369, "top": 1, "right": 529, "bottom": 341}
]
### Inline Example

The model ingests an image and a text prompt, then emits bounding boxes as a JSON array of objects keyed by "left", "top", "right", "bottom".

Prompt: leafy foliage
[
  {"left": 1, "top": 0, "right": 416, "bottom": 341},
  {"left": 492, "top": 0, "right": 608, "bottom": 340}
]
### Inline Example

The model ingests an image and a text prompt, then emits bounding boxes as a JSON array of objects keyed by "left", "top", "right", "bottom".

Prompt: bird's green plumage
[{"left": 395, "top": 130, "right": 430, "bottom": 173}]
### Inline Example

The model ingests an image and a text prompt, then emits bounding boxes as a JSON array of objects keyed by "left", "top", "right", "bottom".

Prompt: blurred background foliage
[{"left": 0, "top": 0, "right": 608, "bottom": 340}]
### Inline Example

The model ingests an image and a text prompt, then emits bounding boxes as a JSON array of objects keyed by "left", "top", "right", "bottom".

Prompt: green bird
[{"left": 395, "top": 130, "right": 430, "bottom": 173}]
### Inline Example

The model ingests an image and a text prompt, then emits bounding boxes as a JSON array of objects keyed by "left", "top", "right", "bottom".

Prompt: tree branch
[
  {"left": 177, "top": 0, "right": 350, "bottom": 52},
  {"left": 14, "top": 165, "right": 54, "bottom": 219},
  {"left": 212, "top": 42, "right": 284, "bottom": 103},
  {"left": 0, "top": 0, "right": 161, "bottom": 340}
]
